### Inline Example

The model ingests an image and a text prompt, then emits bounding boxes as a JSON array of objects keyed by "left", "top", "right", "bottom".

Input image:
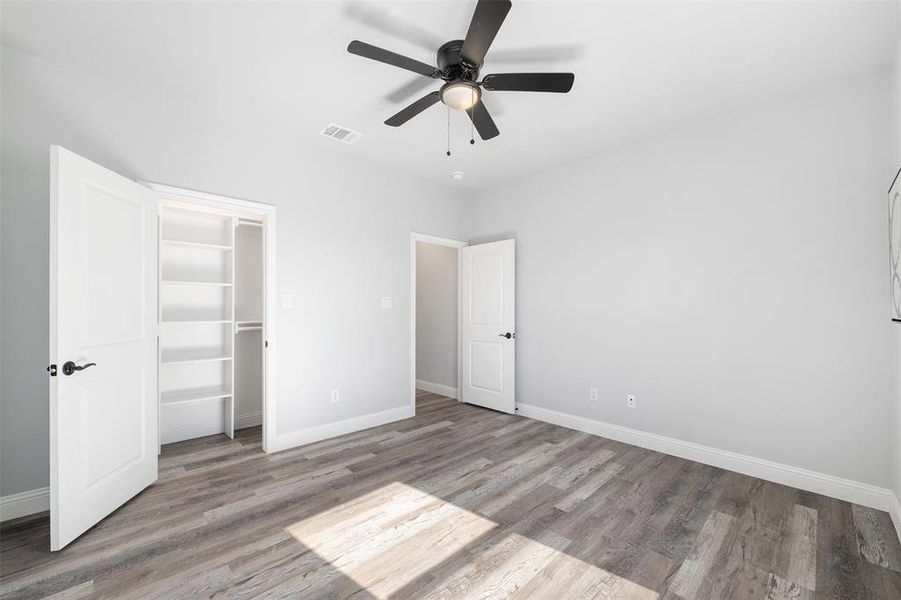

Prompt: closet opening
[{"left": 146, "top": 183, "right": 277, "bottom": 452}]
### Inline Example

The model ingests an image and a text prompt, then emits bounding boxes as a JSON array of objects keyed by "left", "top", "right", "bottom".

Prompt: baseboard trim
[
  {"left": 0, "top": 487, "right": 50, "bottom": 522},
  {"left": 416, "top": 379, "right": 458, "bottom": 399},
  {"left": 235, "top": 411, "right": 263, "bottom": 430},
  {"left": 890, "top": 493, "right": 901, "bottom": 545},
  {"left": 268, "top": 405, "right": 413, "bottom": 453},
  {"left": 161, "top": 422, "right": 225, "bottom": 445},
  {"left": 516, "top": 402, "right": 894, "bottom": 512}
]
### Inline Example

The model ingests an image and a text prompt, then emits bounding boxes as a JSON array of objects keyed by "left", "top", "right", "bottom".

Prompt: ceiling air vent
[{"left": 320, "top": 123, "right": 362, "bottom": 145}]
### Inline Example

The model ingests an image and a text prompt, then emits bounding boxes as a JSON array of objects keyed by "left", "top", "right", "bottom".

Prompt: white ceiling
[{"left": 2, "top": 1, "right": 898, "bottom": 189}]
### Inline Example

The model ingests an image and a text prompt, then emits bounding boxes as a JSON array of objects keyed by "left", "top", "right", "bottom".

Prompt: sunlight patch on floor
[
  {"left": 287, "top": 481, "right": 496, "bottom": 597},
  {"left": 287, "top": 481, "right": 658, "bottom": 599}
]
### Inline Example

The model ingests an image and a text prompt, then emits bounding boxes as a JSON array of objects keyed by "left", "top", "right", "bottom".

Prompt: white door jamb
[{"left": 410, "top": 232, "right": 468, "bottom": 416}]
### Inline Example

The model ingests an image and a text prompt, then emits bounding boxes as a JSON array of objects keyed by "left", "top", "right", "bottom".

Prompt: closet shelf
[
  {"left": 161, "top": 349, "right": 233, "bottom": 364},
  {"left": 159, "top": 201, "right": 264, "bottom": 445},
  {"left": 161, "top": 239, "right": 233, "bottom": 251},
  {"left": 161, "top": 280, "right": 233, "bottom": 287},
  {"left": 161, "top": 387, "right": 231, "bottom": 406},
  {"left": 160, "top": 319, "right": 233, "bottom": 324}
]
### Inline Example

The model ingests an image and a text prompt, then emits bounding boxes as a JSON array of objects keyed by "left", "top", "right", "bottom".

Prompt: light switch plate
[
  {"left": 380, "top": 296, "right": 392, "bottom": 309},
  {"left": 281, "top": 293, "right": 294, "bottom": 309}
]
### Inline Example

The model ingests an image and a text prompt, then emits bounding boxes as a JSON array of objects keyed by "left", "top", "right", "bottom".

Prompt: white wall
[
  {"left": 0, "top": 46, "right": 466, "bottom": 497},
  {"left": 465, "top": 71, "right": 895, "bottom": 488},
  {"left": 891, "top": 8, "right": 901, "bottom": 509},
  {"left": 415, "top": 242, "right": 458, "bottom": 391},
  {"left": 2, "top": 41, "right": 899, "bottom": 507}
]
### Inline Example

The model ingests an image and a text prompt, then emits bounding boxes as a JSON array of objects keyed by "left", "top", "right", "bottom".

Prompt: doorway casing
[
  {"left": 141, "top": 181, "right": 279, "bottom": 453},
  {"left": 410, "top": 232, "right": 468, "bottom": 416}
]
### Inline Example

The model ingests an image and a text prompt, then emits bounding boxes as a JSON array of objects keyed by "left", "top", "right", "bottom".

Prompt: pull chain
[
  {"left": 446, "top": 105, "right": 451, "bottom": 156},
  {"left": 470, "top": 88, "right": 475, "bottom": 145}
]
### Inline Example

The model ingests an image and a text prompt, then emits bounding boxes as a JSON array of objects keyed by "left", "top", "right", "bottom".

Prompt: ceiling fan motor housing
[{"left": 437, "top": 40, "right": 480, "bottom": 81}]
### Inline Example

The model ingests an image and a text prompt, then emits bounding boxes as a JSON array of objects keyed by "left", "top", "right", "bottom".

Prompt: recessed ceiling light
[{"left": 452, "top": 171, "right": 464, "bottom": 181}]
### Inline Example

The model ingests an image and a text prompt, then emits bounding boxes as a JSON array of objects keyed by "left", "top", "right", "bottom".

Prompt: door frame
[
  {"left": 410, "top": 232, "right": 468, "bottom": 416},
  {"left": 140, "top": 181, "right": 279, "bottom": 453}
]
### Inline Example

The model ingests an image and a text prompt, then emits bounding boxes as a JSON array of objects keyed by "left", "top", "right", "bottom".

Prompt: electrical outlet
[
  {"left": 627, "top": 395, "right": 636, "bottom": 408},
  {"left": 330, "top": 389, "right": 340, "bottom": 403},
  {"left": 589, "top": 387, "right": 599, "bottom": 401},
  {"left": 380, "top": 296, "right": 393, "bottom": 309},
  {"left": 281, "top": 293, "right": 295, "bottom": 309}
]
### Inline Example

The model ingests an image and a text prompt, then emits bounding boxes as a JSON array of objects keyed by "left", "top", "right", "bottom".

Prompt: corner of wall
[{"left": 892, "top": 3, "right": 901, "bottom": 540}]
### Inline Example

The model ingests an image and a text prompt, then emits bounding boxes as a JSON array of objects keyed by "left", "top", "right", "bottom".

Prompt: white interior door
[
  {"left": 459, "top": 239, "right": 515, "bottom": 414},
  {"left": 50, "top": 146, "right": 159, "bottom": 550}
]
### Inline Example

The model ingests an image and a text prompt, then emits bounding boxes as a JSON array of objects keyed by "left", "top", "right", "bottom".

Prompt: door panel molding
[
  {"left": 50, "top": 146, "right": 159, "bottom": 550},
  {"left": 459, "top": 239, "right": 515, "bottom": 414}
]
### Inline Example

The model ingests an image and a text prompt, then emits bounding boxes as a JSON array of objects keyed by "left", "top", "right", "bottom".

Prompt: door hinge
[{"left": 47, "top": 364, "right": 57, "bottom": 377}]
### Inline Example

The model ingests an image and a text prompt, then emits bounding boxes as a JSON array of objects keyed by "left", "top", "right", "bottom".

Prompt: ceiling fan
[{"left": 347, "top": 0, "right": 575, "bottom": 141}]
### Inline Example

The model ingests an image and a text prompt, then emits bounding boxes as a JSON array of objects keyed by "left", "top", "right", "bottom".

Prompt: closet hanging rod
[{"left": 236, "top": 219, "right": 263, "bottom": 227}]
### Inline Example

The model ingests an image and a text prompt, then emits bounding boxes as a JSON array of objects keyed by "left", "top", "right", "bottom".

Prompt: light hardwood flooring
[{"left": 2, "top": 391, "right": 900, "bottom": 599}]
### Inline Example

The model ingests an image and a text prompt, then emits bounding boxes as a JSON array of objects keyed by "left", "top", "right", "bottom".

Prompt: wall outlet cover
[
  {"left": 589, "top": 387, "right": 599, "bottom": 401},
  {"left": 281, "top": 293, "right": 295, "bottom": 309},
  {"left": 627, "top": 395, "right": 636, "bottom": 408},
  {"left": 380, "top": 296, "right": 393, "bottom": 309}
]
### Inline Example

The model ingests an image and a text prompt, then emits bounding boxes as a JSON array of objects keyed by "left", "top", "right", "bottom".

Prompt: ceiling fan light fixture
[{"left": 440, "top": 81, "right": 480, "bottom": 111}]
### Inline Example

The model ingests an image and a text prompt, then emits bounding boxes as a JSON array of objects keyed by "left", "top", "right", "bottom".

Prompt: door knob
[
  {"left": 62, "top": 361, "right": 97, "bottom": 376},
  {"left": 498, "top": 332, "right": 515, "bottom": 339}
]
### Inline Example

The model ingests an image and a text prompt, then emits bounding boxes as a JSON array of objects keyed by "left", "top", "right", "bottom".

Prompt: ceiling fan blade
[
  {"left": 482, "top": 72, "right": 575, "bottom": 93},
  {"left": 385, "top": 92, "right": 441, "bottom": 127},
  {"left": 467, "top": 100, "right": 500, "bottom": 140},
  {"left": 347, "top": 41, "right": 438, "bottom": 77},
  {"left": 460, "top": 0, "right": 512, "bottom": 66}
]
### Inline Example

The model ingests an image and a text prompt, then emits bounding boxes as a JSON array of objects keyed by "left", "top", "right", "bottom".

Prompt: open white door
[
  {"left": 459, "top": 239, "right": 515, "bottom": 414},
  {"left": 50, "top": 147, "right": 159, "bottom": 550}
]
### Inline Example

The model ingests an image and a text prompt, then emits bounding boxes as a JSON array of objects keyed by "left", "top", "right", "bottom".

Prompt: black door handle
[
  {"left": 498, "top": 332, "right": 515, "bottom": 339},
  {"left": 62, "top": 361, "right": 97, "bottom": 376}
]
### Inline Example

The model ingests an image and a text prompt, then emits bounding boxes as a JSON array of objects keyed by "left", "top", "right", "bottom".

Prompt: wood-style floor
[{"left": 2, "top": 391, "right": 900, "bottom": 599}]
